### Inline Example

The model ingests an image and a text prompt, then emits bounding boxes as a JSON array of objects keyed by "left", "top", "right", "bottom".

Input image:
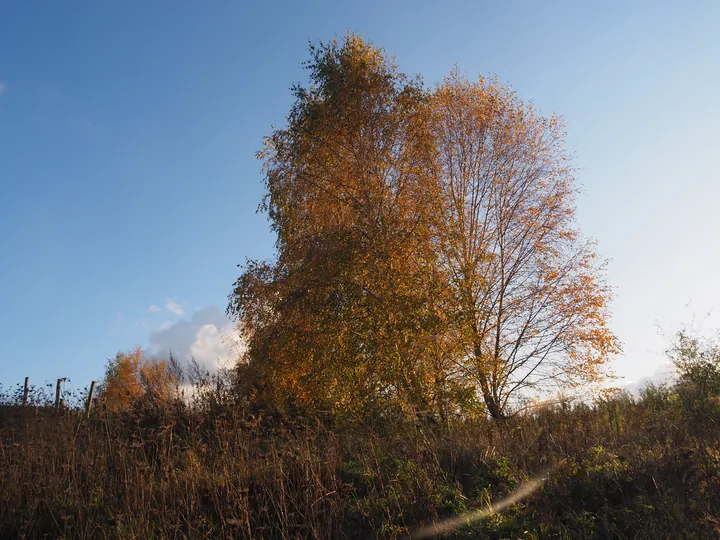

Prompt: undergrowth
[{"left": 1, "top": 379, "right": 719, "bottom": 539}]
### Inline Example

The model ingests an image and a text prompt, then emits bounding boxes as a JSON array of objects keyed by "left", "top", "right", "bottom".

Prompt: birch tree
[{"left": 431, "top": 74, "right": 619, "bottom": 418}]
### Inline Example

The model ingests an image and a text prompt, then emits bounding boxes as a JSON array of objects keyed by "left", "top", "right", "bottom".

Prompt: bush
[{"left": 669, "top": 330, "right": 720, "bottom": 398}]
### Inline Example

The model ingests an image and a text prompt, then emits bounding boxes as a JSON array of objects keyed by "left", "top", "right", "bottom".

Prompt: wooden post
[
  {"left": 22, "top": 377, "right": 29, "bottom": 407},
  {"left": 85, "top": 381, "right": 96, "bottom": 417},
  {"left": 55, "top": 378, "right": 62, "bottom": 410}
]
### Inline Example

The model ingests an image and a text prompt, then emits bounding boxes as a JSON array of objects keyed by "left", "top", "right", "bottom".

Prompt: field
[{"left": 1, "top": 381, "right": 719, "bottom": 539}]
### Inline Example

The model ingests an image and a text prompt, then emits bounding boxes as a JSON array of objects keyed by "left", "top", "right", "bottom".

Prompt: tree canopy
[
  {"left": 99, "top": 347, "right": 176, "bottom": 411},
  {"left": 229, "top": 34, "right": 619, "bottom": 420}
]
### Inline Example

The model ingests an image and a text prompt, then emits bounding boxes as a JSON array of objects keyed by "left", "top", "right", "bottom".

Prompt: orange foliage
[
  {"left": 99, "top": 347, "right": 176, "bottom": 411},
  {"left": 229, "top": 35, "right": 619, "bottom": 420},
  {"left": 429, "top": 73, "right": 620, "bottom": 417}
]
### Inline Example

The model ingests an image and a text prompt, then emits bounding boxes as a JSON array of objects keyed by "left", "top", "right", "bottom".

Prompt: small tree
[
  {"left": 99, "top": 347, "right": 176, "bottom": 411},
  {"left": 668, "top": 330, "right": 720, "bottom": 400}
]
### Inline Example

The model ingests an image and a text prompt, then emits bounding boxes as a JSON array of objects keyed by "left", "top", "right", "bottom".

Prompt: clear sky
[{"left": 1, "top": 1, "right": 718, "bottom": 391}]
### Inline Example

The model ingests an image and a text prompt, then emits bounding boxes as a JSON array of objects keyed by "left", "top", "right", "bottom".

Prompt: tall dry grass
[{"left": 1, "top": 379, "right": 719, "bottom": 539}]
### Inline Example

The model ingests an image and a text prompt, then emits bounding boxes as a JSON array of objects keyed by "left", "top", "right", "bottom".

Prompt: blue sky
[{"left": 1, "top": 1, "right": 718, "bottom": 390}]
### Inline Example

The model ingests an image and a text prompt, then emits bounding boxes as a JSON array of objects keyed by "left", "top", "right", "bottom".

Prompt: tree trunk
[
  {"left": 477, "top": 371, "right": 504, "bottom": 420},
  {"left": 474, "top": 345, "right": 505, "bottom": 420}
]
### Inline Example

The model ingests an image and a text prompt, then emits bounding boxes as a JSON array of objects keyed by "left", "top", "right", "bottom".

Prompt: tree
[
  {"left": 229, "top": 35, "right": 469, "bottom": 418},
  {"left": 229, "top": 35, "right": 619, "bottom": 420},
  {"left": 430, "top": 73, "right": 619, "bottom": 418},
  {"left": 668, "top": 329, "right": 720, "bottom": 400},
  {"left": 99, "top": 347, "right": 176, "bottom": 411}
]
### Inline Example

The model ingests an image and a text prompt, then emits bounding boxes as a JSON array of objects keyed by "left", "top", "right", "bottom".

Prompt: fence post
[
  {"left": 22, "top": 377, "right": 29, "bottom": 407},
  {"left": 85, "top": 381, "right": 96, "bottom": 417},
  {"left": 55, "top": 378, "right": 63, "bottom": 411}
]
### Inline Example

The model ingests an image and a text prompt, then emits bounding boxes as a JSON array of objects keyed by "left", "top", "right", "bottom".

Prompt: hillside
[{"left": 1, "top": 378, "right": 719, "bottom": 539}]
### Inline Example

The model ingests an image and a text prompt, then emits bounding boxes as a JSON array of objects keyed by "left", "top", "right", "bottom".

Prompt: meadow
[{"left": 1, "top": 372, "right": 719, "bottom": 539}]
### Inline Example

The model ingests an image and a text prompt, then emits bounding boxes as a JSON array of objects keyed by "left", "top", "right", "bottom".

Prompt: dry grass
[{"left": 1, "top": 382, "right": 719, "bottom": 539}]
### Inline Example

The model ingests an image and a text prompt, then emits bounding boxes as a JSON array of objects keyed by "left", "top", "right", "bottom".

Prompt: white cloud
[
  {"left": 190, "top": 323, "right": 244, "bottom": 372},
  {"left": 623, "top": 361, "right": 677, "bottom": 395},
  {"left": 165, "top": 300, "right": 184, "bottom": 316},
  {"left": 148, "top": 304, "right": 162, "bottom": 312},
  {"left": 0, "top": 82, "right": 6, "bottom": 95},
  {"left": 159, "top": 320, "right": 173, "bottom": 331},
  {"left": 147, "top": 306, "right": 244, "bottom": 373}
]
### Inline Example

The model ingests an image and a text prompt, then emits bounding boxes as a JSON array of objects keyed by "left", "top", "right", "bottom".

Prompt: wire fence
[{"left": 0, "top": 377, "right": 96, "bottom": 416}]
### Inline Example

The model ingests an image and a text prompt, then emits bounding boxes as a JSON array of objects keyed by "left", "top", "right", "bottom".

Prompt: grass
[{"left": 1, "top": 382, "right": 719, "bottom": 539}]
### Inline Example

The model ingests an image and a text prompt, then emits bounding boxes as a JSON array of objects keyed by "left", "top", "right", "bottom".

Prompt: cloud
[
  {"left": 165, "top": 300, "right": 184, "bottom": 316},
  {"left": 159, "top": 320, "right": 173, "bottom": 331},
  {"left": 0, "top": 82, "right": 6, "bottom": 95},
  {"left": 624, "top": 361, "right": 677, "bottom": 395},
  {"left": 148, "top": 304, "right": 162, "bottom": 312},
  {"left": 190, "top": 323, "right": 244, "bottom": 372},
  {"left": 147, "top": 306, "right": 244, "bottom": 373}
]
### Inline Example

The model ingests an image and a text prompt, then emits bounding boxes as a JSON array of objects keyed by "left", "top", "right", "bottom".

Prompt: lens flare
[{"left": 411, "top": 465, "right": 557, "bottom": 539}]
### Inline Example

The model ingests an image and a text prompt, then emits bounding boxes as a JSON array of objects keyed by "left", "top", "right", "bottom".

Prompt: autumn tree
[
  {"left": 99, "top": 347, "right": 177, "bottom": 411},
  {"left": 430, "top": 73, "right": 619, "bottom": 418},
  {"left": 229, "top": 35, "right": 618, "bottom": 421},
  {"left": 229, "top": 35, "right": 470, "bottom": 419}
]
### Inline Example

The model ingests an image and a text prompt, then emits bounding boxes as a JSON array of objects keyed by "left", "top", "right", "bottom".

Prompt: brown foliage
[
  {"left": 230, "top": 36, "right": 461, "bottom": 418},
  {"left": 99, "top": 347, "right": 176, "bottom": 411},
  {"left": 229, "top": 34, "right": 619, "bottom": 420},
  {"left": 430, "top": 73, "right": 620, "bottom": 417},
  {"left": 1, "top": 384, "right": 719, "bottom": 539}
]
